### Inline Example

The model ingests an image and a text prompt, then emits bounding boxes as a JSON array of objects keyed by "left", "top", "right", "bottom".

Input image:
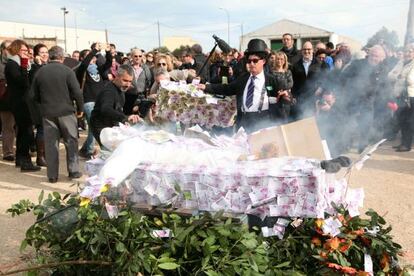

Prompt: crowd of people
[{"left": 0, "top": 32, "right": 413, "bottom": 183}]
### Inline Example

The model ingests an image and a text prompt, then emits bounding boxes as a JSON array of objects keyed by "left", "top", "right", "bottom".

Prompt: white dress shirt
[{"left": 242, "top": 71, "right": 269, "bottom": 112}]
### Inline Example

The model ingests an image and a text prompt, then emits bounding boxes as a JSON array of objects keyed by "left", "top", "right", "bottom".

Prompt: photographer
[
  {"left": 123, "top": 48, "right": 153, "bottom": 115},
  {"left": 90, "top": 65, "right": 142, "bottom": 147}
]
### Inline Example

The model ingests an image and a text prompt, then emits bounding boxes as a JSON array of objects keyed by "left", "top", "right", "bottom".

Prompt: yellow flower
[
  {"left": 100, "top": 184, "right": 110, "bottom": 193},
  {"left": 315, "top": 219, "right": 324, "bottom": 228},
  {"left": 154, "top": 218, "right": 163, "bottom": 226},
  {"left": 80, "top": 197, "right": 91, "bottom": 207}
]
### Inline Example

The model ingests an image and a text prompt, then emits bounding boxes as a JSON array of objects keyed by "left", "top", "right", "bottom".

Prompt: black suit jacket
[
  {"left": 291, "top": 58, "right": 321, "bottom": 101},
  {"left": 205, "top": 72, "right": 279, "bottom": 129}
]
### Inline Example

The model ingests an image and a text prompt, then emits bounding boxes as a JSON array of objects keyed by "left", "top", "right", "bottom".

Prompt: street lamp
[
  {"left": 61, "top": 7, "right": 69, "bottom": 53},
  {"left": 219, "top": 7, "right": 230, "bottom": 45}
]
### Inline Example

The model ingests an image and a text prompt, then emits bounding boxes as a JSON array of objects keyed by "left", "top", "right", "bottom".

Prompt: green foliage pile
[{"left": 7, "top": 191, "right": 408, "bottom": 275}]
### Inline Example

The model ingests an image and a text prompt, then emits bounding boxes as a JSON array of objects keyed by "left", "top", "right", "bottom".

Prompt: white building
[
  {"left": 240, "top": 19, "right": 362, "bottom": 53},
  {"left": 0, "top": 20, "right": 107, "bottom": 54}
]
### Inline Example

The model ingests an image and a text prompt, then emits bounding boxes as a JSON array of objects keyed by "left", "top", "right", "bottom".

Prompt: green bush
[{"left": 7, "top": 192, "right": 408, "bottom": 275}]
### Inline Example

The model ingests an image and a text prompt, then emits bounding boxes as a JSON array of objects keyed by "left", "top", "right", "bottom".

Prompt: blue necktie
[{"left": 245, "top": 76, "right": 255, "bottom": 109}]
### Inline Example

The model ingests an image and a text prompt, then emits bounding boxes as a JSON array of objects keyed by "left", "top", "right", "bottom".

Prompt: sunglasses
[
  {"left": 158, "top": 62, "right": 167, "bottom": 66},
  {"left": 134, "top": 55, "right": 142, "bottom": 58},
  {"left": 247, "top": 58, "right": 261, "bottom": 64}
]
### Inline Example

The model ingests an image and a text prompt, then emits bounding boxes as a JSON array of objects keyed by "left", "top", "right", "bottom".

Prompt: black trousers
[
  {"left": 400, "top": 97, "right": 414, "bottom": 148},
  {"left": 12, "top": 102, "right": 34, "bottom": 161},
  {"left": 236, "top": 110, "right": 271, "bottom": 133}
]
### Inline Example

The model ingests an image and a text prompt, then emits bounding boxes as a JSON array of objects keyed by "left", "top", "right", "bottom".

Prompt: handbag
[{"left": 0, "top": 79, "right": 7, "bottom": 101}]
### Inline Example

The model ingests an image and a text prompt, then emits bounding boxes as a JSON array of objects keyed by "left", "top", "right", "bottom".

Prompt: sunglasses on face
[
  {"left": 158, "top": 62, "right": 167, "bottom": 66},
  {"left": 247, "top": 58, "right": 261, "bottom": 64},
  {"left": 134, "top": 55, "right": 142, "bottom": 58}
]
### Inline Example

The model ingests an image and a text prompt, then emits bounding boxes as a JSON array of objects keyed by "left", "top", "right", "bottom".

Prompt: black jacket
[
  {"left": 32, "top": 61, "right": 83, "bottom": 118},
  {"left": 4, "top": 58, "right": 30, "bottom": 109},
  {"left": 76, "top": 49, "right": 112, "bottom": 103},
  {"left": 280, "top": 46, "right": 301, "bottom": 66},
  {"left": 27, "top": 62, "right": 45, "bottom": 125},
  {"left": 291, "top": 58, "right": 322, "bottom": 101},
  {"left": 205, "top": 71, "right": 280, "bottom": 130},
  {"left": 91, "top": 81, "right": 128, "bottom": 130}
]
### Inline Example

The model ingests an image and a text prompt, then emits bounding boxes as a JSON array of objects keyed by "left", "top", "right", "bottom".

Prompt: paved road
[{"left": 0, "top": 139, "right": 413, "bottom": 272}]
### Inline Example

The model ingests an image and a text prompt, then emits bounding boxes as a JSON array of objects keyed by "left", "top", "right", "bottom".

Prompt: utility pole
[
  {"left": 157, "top": 20, "right": 161, "bottom": 48},
  {"left": 105, "top": 28, "right": 109, "bottom": 44},
  {"left": 61, "top": 7, "right": 69, "bottom": 53},
  {"left": 74, "top": 13, "right": 78, "bottom": 50},
  {"left": 240, "top": 23, "right": 244, "bottom": 52},
  {"left": 405, "top": 0, "right": 414, "bottom": 46}
]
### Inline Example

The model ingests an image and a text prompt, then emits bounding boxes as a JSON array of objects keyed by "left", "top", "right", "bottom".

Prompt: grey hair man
[
  {"left": 149, "top": 67, "right": 170, "bottom": 95},
  {"left": 91, "top": 64, "right": 142, "bottom": 147},
  {"left": 32, "top": 45, "right": 84, "bottom": 183}
]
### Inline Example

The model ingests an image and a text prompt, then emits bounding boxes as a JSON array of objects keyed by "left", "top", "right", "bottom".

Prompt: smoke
[{"left": 305, "top": 46, "right": 400, "bottom": 157}]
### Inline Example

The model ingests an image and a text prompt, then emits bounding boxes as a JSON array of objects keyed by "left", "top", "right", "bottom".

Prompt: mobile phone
[{"left": 20, "top": 57, "right": 29, "bottom": 68}]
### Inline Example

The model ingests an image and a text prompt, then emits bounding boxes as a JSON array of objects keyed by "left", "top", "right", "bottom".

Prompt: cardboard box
[{"left": 248, "top": 117, "right": 326, "bottom": 160}]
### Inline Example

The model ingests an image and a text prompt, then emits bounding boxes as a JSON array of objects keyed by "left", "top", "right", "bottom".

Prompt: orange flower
[
  {"left": 320, "top": 251, "right": 328, "bottom": 259},
  {"left": 327, "top": 262, "right": 342, "bottom": 270},
  {"left": 324, "top": 237, "right": 340, "bottom": 251},
  {"left": 357, "top": 272, "right": 371, "bottom": 276},
  {"left": 380, "top": 253, "right": 390, "bottom": 272},
  {"left": 339, "top": 239, "right": 352, "bottom": 253},
  {"left": 341, "top": 266, "right": 357, "bottom": 274},
  {"left": 311, "top": 237, "right": 322, "bottom": 247},
  {"left": 351, "top": 229, "right": 365, "bottom": 236},
  {"left": 327, "top": 263, "right": 357, "bottom": 275}
]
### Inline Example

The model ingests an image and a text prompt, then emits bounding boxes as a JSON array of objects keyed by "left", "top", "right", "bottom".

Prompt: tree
[
  {"left": 152, "top": 46, "right": 170, "bottom": 54},
  {"left": 365, "top": 27, "right": 399, "bottom": 50},
  {"left": 172, "top": 45, "right": 191, "bottom": 58}
]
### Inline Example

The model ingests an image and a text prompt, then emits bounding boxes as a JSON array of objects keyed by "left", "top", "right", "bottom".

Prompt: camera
[
  {"left": 219, "top": 65, "right": 230, "bottom": 78},
  {"left": 134, "top": 97, "right": 156, "bottom": 118}
]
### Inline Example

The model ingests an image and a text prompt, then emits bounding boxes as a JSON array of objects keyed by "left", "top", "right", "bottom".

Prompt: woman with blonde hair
[{"left": 272, "top": 51, "right": 294, "bottom": 121}]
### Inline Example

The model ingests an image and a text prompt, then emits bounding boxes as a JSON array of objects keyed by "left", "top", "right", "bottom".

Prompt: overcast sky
[{"left": 0, "top": 0, "right": 409, "bottom": 52}]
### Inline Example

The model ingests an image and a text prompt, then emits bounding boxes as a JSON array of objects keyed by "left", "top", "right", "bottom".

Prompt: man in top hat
[{"left": 198, "top": 39, "right": 280, "bottom": 133}]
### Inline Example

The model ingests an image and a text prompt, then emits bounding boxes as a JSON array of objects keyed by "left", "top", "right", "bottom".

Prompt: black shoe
[
  {"left": 396, "top": 146, "right": 411, "bottom": 152},
  {"left": 3, "top": 155, "right": 15, "bottom": 162},
  {"left": 48, "top": 177, "right": 58, "bottom": 183},
  {"left": 78, "top": 149, "right": 93, "bottom": 159},
  {"left": 36, "top": 157, "right": 47, "bottom": 167},
  {"left": 21, "top": 161, "right": 41, "bottom": 172},
  {"left": 69, "top": 172, "right": 82, "bottom": 179}
]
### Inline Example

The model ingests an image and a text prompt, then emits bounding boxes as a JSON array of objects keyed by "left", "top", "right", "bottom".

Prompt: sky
[{"left": 0, "top": 0, "right": 410, "bottom": 52}]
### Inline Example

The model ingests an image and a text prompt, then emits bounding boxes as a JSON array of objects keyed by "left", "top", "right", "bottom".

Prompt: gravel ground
[{"left": 0, "top": 137, "right": 413, "bottom": 274}]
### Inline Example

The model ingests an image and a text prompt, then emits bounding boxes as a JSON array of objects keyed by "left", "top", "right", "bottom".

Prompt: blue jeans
[{"left": 80, "top": 102, "right": 95, "bottom": 154}]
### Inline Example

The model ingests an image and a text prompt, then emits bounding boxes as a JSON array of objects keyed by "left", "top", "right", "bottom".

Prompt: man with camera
[
  {"left": 90, "top": 64, "right": 141, "bottom": 147},
  {"left": 123, "top": 48, "right": 153, "bottom": 115}
]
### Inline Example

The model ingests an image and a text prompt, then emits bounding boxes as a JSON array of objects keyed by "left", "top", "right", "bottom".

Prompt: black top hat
[{"left": 245, "top": 39, "right": 268, "bottom": 55}]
